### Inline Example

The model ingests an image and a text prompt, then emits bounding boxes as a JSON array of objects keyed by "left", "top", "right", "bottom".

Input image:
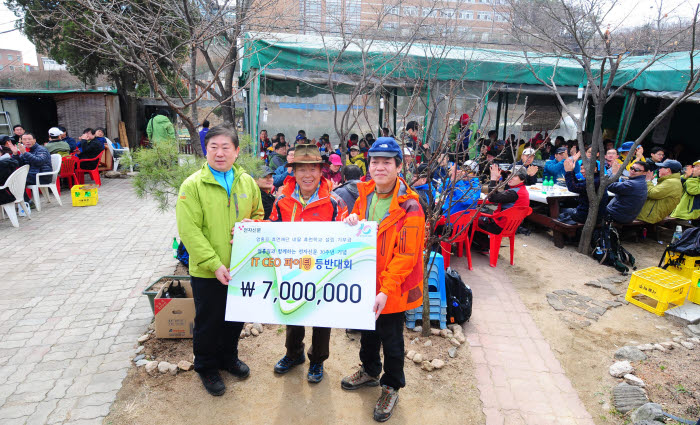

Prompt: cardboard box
[{"left": 154, "top": 279, "right": 195, "bottom": 338}]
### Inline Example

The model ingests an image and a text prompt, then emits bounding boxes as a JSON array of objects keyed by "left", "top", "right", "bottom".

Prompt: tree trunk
[{"left": 114, "top": 70, "right": 139, "bottom": 150}]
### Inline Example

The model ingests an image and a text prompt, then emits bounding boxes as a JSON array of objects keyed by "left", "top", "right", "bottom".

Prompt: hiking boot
[
  {"left": 226, "top": 359, "right": 250, "bottom": 379},
  {"left": 198, "top": 370, "right": 225, "bottom": 396},
  {"left": 273, "top": 354, "right": 305, "bottom": 374},
  {"left": 341, "top": 366, "right": 380, "bottom": 390},
  {"left": 307, "top": 362, "right": 324, "bottom": 383},
  {"left": 373, "top": 385, "right": 399, "bottom": 422}
]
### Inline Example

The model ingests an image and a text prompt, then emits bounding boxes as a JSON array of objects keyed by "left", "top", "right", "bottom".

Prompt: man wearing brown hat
[{"left": 269, "top": 144, "right": 348, "bottom": 383}]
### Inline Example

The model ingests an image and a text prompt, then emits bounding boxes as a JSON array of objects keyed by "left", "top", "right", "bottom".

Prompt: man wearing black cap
[
  {"left": 269, "top": 141, "right": 288, "bottom": 170},
  {"left": 544, "top": 146, "right": 580, "bottom": 182},
  {"left": 637, "top": 159, "right": 682, "bottom": 224},
  {"left": 253, "top": 165, "right": 276, "bottom": 220}
]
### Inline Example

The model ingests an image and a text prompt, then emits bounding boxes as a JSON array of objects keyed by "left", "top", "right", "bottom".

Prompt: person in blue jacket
[
  {"left": 441, "top": 161, "right": 479, "bottom": 217},
  {"left": 544, "top": 146, "right": 580, "bottom": 182},
  {"left": 558, "top": 158, "right": 608, "bottom": 224},
  {"left": 273, "top": 147, "right": 295, "bottom": 188},
  {"left": 606, "top": 160, "right": 649, "bottom": 223}
]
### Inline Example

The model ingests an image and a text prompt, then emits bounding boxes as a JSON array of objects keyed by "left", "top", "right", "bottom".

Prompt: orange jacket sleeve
[{"left": 378, "top": 208, "right": 425, "bottom": 296}]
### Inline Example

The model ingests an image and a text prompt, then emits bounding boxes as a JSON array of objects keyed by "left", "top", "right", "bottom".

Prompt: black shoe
[
  {"left": 198, "top": 370, "right": 225, "bottom": 396},
  {"left": 274, "top": 354, "right": 305, "bottom": 374},
  {"left": 226, "top": 359, "right": 250, "bottom": 379}
]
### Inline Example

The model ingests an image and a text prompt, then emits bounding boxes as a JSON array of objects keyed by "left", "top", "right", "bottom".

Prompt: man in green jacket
[
  {"left": 176, "top": 125, "right": 264, "bottom": 396},
  {"left": 672, "top": 160, "right": 700, "bottom": 220},
  {"left": 637, "top": 159, "right": 683, "bottom": 224},
  {"left": 146, "top": 110, "right": 176, "bottom": 144}
]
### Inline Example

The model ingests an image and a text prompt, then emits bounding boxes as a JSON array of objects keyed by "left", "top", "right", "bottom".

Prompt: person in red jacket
[
  {"left": 269, "top": 144, "right": 348, "bottom": 383},
  {"left": 341, "top": 137, "right": 425, "bottom": 422},
  {"left": 480, "top": 163, "right": 530, "bottom": 233}
]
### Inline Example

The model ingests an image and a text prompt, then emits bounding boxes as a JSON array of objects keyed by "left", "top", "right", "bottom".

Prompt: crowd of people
[{"left": 0, "top": 124, "right": 111, "bottom": 212}]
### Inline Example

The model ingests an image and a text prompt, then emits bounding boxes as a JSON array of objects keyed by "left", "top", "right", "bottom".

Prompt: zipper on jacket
[{"left": 233, "top": 193, "right": 239, "bottom": 219}]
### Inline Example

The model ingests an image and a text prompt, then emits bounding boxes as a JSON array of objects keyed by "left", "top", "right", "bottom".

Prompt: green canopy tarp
[{"left": 240, "top": 32, "right": 700, "bottom": 93}]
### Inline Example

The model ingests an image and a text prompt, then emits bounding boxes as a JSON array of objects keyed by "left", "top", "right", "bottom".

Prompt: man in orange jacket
[
  {"left": 270, "top": 144, "right": 349, "bottom": 383},
  {"left": 341, "top": 137, "right": 425, "bottom": 422}
]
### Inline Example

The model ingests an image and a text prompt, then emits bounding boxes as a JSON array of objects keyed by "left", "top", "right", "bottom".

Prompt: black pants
[
  {"left": 285, "top": 326, "right": 331, "bottom": 363},
  {"left": 360, "top": 312, "right": 405, "bottom": 390},
  {"left": 191, "top": 276, "right": 244, "bottom": 373}
]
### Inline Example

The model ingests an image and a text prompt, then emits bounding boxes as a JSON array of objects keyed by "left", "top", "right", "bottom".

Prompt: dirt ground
[
  {"left": 506, "top": 224, "right": 699, "bottom": 424},
  {"left": 106, "top": 301, "right": 483, "bottom": 424}
]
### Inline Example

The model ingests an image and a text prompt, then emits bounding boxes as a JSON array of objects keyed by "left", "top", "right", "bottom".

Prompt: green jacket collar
[{"left": 200, "top": 161, "right": 244, "bottom": 186}]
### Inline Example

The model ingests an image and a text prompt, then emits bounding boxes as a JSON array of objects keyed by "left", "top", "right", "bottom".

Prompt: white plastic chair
[
  {"left": 106, "top": 138, "right": 132, "bottom": 172},
  {"left": 27, "top": 154, "right": 62, "bottom": 212},
  {"left": 0, "top": 165, "right": 31, "bottom": 227}
]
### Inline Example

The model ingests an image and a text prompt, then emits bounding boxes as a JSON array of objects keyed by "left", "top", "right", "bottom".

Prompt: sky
[{"left": 0, "top": 0, "right": 697, "bottom": 67}]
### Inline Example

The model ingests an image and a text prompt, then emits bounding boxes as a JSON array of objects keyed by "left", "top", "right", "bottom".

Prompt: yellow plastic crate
[
  {"left": 662, "top": 251, "right": 700, "bottom": 280},
  {"left": 625, "top": 267, "right": 690, "bottom": 316},
  {"left": 71, "top": 184, "right": 99, "bottom": 207},
  {"left": 690, "top": 270, "right": 700, "bottom": 305}
]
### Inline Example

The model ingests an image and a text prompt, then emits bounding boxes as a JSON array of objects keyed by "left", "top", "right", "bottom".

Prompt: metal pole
[
  {"left": 615, "top": 91, "right": 630, "bottom": 146},
  {"left": 494, "top": 92, "right": 502, "bottom": 136},
  {"left": 393, "top": 87, "right": 398, "bottom": 137},
  {"left": 502, "top": 92, "right": 509, "bottom": 140},
  {"left": 378, "top": 91, "right": 384, "bottom": 136}
]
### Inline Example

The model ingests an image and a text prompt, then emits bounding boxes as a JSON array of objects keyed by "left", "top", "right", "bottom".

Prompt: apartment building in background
[
  {"left": 260, "top": 0, "right": 513, "bottom": 46},
  {"left": 0, "top": 49, "right": 25, "bottom": 72}
]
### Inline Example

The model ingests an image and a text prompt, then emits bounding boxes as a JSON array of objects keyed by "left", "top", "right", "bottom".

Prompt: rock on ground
[
  {"left": 612, "top": 383, "right": 649, "bottom": 413},
  {"left": 145, "top": 361, "right": 158, "bottom": 375},
  {"left": 630, "top": 403, "right": 664, "bottom": 423},
  {"left": 135, "top": 359, "right": 149, "bottom": 367},
  {"left": 614, "top": 346, "right": 648, "bottom": 362},
  {"left": 177, "top": 360, "right": 193, "bottom": 371},
  {"left": 252, "top": 323, "right": 264, "bottom": 333},
  {"left": 158, "top": 361, "right": 172, "bottom": 374},
  {"left": 251, "top": 328, "right": 260, "bottom": 336},
  {"left": 430, "top": 328, "right": 441, "bottom": 336},
  {"left": 431, "top": 359, "right": 445, "bottom": 369},
  {"left": 680, "top": 341, "right": 695, "bottom": 349},
  {"left": 167, "top": 363, "right": 178, "bottom": 376},
  {"left": 623, "top": 374, "right": 645, "bottom": 387},
  {"left": 637, "top": 344, "right": 655, "bottom": 351},
  {"left": 609, "top": 361, "right": 634, "bottom": 378},
  {"left": 421, "top": 361, "right": 434, "bottom": 372},
  {"left": 449, "top": 338, "right": 461, "bottom": 347},
  {"left": 137, "top": 334, "right": 149, "bottom": 343},
  {"left": 412, "top": 353, "right": 423, "bottom": 364},
  {"left": 688, "top": 324, "right": 700, "bottom": 336},
  {"left": 413, "top": 326, "right": 422, "bottom": 333},
  {"left": 406, "top": 350, "right": 416, "bottom": 361},
  {"left": 133, "top": 354, "right": 145, "bottom": 363},
  {"left": 423, "top": 340, "right": 432, "bottom": 347},
  {"left": 652, "top": 343, "right": 667, "bottom": 353},
  {"left": 448, "top": 347, "right": 457, "bottom": 358}
]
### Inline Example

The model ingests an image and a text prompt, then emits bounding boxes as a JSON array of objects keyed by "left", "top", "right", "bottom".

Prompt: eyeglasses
[{"left": 631, "top": 167, "right": 644, "bottom": 172}]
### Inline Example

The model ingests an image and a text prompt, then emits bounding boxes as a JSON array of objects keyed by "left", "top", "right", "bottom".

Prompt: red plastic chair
[
  {"left": 471, "top": 206, "right": 532, "bottom": 268},
  {"left": 58, "top": 156, "right": 78, "bottom": 194},
  {"left": 75, "top": 153, "right": 103, "bottom": 186},
  {"left": 435, "top": 210, "right": 477, "bottom": 271}
]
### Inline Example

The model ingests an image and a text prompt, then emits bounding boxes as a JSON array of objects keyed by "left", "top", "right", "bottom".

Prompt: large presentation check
[{"left": 225, "top": 221, "right": 378, "bottom": 330}]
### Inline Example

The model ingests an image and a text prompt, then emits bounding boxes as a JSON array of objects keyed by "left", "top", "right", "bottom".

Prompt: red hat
[{"left": 460, "top": 113, "right": 470, "bottom": 126}]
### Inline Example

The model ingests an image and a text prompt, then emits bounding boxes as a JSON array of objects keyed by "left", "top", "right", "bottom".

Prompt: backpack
[
  {"left": 658, "top": 227, "right": 700, "bottom": 269},
  {"left": 444, "top": 268, "right": 473, "bottom": 324},
  {"left": 591, "top": 220, "right": 636, "bottom": 274},
  {"left": 176, "top": 242, "right": 189, "bottom": 267}
]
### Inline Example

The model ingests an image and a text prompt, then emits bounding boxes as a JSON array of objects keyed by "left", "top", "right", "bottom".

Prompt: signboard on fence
[{"left": 225, "top": 221, "right": 377, "bottom": 330}]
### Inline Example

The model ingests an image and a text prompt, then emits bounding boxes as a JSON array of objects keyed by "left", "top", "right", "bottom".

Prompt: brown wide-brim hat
[{"left": 287, "top": 144, "right": 324, "bottom": 166}]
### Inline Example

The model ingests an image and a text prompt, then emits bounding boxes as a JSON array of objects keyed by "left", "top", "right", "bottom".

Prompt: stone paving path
[
  {"left": 0, "top": 179, "right": 177, "bottom": 425},
  {"left": 456, "top": 255, "right": 596, "bottom": 425}
]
